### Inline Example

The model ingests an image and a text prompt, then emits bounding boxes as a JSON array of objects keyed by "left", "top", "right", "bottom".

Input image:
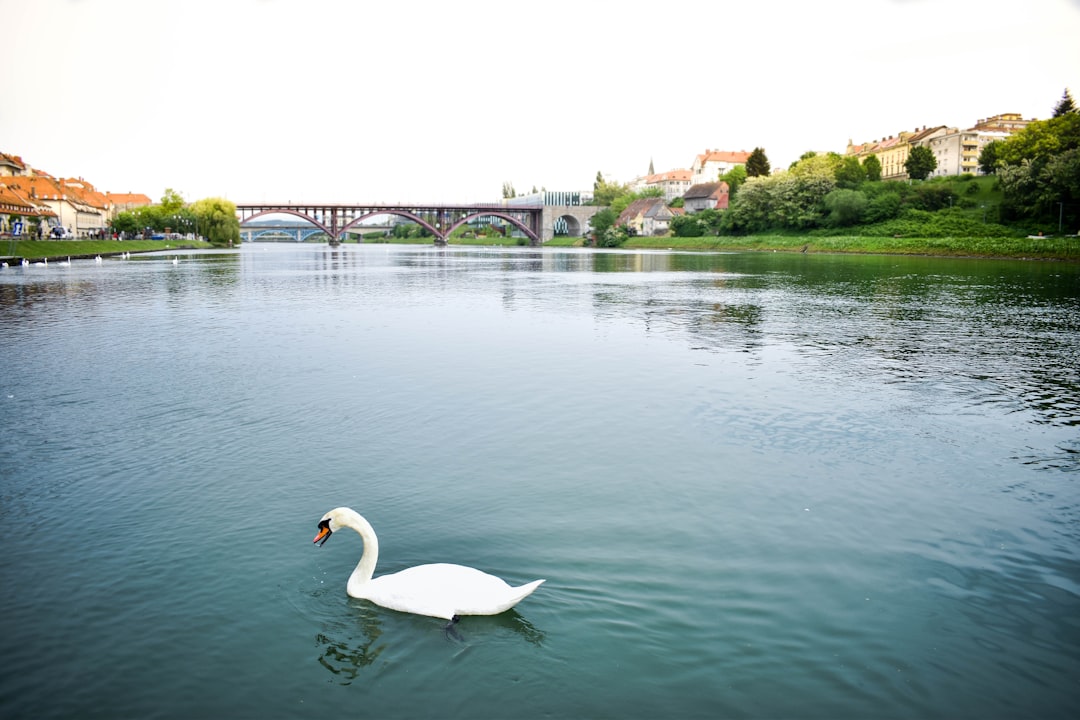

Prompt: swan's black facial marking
[{"left": 314, "top": 518, "right": 333, "bottom": 546}]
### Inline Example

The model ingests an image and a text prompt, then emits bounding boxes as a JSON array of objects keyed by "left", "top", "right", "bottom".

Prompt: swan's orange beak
[{"left": 313, "top": 526, "right": 331, "bottom": 546}]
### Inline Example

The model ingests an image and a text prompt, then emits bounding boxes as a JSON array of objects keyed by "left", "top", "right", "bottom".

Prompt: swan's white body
[{"left": 315, "top": 506, "right": 544, "bottom": 620}]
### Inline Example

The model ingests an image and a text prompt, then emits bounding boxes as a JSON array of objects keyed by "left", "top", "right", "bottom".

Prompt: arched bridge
[{"left": 235, "top": 201, "right": 603, "bottom": 245}]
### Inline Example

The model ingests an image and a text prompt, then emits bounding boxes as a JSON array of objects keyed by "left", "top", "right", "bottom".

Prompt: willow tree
[{"left": 190, "top": 197, "right": 240, "bottom": 246}]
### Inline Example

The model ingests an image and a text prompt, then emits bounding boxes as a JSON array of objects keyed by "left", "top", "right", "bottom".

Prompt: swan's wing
[{"left": 365, "top": 564, "right": 544, "bottom": 619}]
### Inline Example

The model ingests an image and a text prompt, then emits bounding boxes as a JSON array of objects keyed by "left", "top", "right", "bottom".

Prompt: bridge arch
[
  {"left": 340, "top": 210, "right": 439, "bottom": 240},
  {"left": 444, "top": 212, "right": 540, "bottom": 244},
  {"left": 239, "top": 209, "right": 333, "bottom": 238}
]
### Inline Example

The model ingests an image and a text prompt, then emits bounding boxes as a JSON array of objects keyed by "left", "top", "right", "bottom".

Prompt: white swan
[
  {"left": 58, "top": 257, "right": 71, "bottom": 267},
  {"left": 314, "top": 507, "right": 544, "bottom": 621}
]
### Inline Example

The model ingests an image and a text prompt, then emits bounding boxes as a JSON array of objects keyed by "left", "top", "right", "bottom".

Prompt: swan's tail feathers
[{"left": 505, "top": 579, "right": 545, "bottom": 610}]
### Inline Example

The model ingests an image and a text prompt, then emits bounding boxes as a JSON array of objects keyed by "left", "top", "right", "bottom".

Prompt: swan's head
[{"left": 313, "top": 507, "right": 354, "bottom": 546}]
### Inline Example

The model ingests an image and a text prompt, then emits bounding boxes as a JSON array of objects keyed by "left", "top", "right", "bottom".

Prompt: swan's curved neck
[{"left": 340, "top": 508, "right": 379, "bottom": 592}]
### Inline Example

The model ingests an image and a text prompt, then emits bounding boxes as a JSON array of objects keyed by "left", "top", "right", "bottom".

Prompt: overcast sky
[{"left": 2, "top": 0, "right": 1078, "bottom": 204}]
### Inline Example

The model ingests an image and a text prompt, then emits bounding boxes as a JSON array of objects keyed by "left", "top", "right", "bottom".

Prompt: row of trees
[
  {"left": 981, "top": 89, "right": 1079, "bottom": 231},
  {"left": 111, "top": 189, "right": 241, "bottom": 246}
]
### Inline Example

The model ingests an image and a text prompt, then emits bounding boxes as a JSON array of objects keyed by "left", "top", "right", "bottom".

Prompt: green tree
[
  {"left": 790, "top": 151, "right": 817, "bottom": 170},
  {"left": 746, "top": 147, "right": 771, "bottom": 177},
  {"left": 727, "top": 169, "right": 834, "bottom": 233},
  {"left": 978, "top": 140, "right": 1003, "bottom": 175},
  {"left": 862, "top": 154, "right": 882, "bottom": 182},
  {"left": 669, "top": 213, "right": 702, "bottom": 237},
  {"left": 588, "top": 207, "right": 618, "bottom": 238},
  {"left": 992, "top": 109, "right": 1080, "bottom": 229},
  {"left": 834, "top": 156, "right": 867, "bottom": 189},
  {"left": 997, "top": 112, "right": 1080, "bottom": 166},
  {"left": 591, "top": 177, "right": 631, "bottom": 206},
  {"left": 1053, "top": 88, "right": 1076, "bottom": 117},
  {"left": 190, "top": 197, "right": 240, "bottom": 246},
  {"left": 719, "top": 165, "right": 747, "bottom": 198},
  {"left": 501, "top": 181, "right": 516, "bottom": 199},
  {"left": 823, "top": 188, "right": 868, "bottom": 226},
  {"left": 160, "top": 188, "right": 185, "bottom": 214},
  {"left": 904, "top": 145, "right": 937, "bottom": 180},
  {"left": 113, "top": 210, "right": 139, "bottom": 236}
]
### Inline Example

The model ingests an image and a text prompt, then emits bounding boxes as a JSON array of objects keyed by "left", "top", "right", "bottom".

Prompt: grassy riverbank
[
  {"left": 544, "top": 234, "right": 1080, "bottom": 260},
  {"left": 2, "top": 238, "right": 214, "bottom": 262},
  {"left": 9, "top": 236, "right": 1075, "bottom": 262}
]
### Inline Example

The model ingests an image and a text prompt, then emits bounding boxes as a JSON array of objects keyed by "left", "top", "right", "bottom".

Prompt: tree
[
  {"left": 834, "top": 156, "right": 867, "bottom": 189},
  {"left": 1053, "top": 88, "right": 1077, "bottom": 117},
  {"left": 591, "top": 177, "right": 631, "bottom": 206},
  {"left": 746, "top": 147, "right": 771, "bottom": 177},
  {"left": 719, "top": 165, "right": 747, "bottom": 198},
  {"left": 978, "top": 140, "right": 1003, "bottom": 175},
  {"left": 823, "top": 189, "right": 868, "bottom": 226},
  {"left": 588, "top": 207, "right": 617, "bottom": 237},
  {"left": 862, "top": 154, "right": 882, "bottom": 182},
  {"left": 160, "top": 188, "right": 184, "bottom": 214},
  {"left": 190, "top": 197, "right": 240, "bottom": 246},
  {"left": 905, "top": 145, "right": 937, "bottom": 180},
  {"left": 501, "top": 181, "right": 516, "bottom": 199}
]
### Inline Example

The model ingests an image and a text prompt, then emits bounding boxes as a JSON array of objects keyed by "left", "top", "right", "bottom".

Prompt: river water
[{"left": 1, "top": 244, "right": 1078, "bottom": 719}]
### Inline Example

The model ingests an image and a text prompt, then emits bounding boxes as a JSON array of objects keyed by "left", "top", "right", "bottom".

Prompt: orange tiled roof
[
  {"left": 106, "top": 191, "right": 153, "bottom": 206},
  {"left": 696, "top": 150, "right": 752, "bottom": 165},
  {"left": 0, "top": 181, "right": 56, "bottom": 216}
]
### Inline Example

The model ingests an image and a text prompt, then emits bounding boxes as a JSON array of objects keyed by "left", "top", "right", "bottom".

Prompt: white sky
[{"left": 2, "top": 0, "right": 1078, "bottom": 204}]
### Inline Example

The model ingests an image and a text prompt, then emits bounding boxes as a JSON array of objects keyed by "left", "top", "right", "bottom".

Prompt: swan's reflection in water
[{"left": 315, "top": 600, "right": 545, "bottom": 684}]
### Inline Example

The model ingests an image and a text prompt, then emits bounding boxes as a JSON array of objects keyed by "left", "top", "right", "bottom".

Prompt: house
[
  {"left": 106, "top": 191, "right": 153, "bottom": 217},
  {"left": 846, "top": 126, "right": 948, "bottom": 180},
  {"left": 690, "top": 149, "right": 751, "bottom": 186},
  {"left": 0, "top": 152, "right": 28, "bottom": 176},
  {"left": 923, "top": 114, "right": 1032, "bottom": 178},
  {"left": 1, "top": 173, "right": 108, "bottom": 237},
  {"left": 682, "top": 182, "right": 730, "bottom": 213},
  {"left": 927, "top": 128, "right": 1011, "bottom": 177},
  {"left": 0, "top": 181, "right": 55, "bottom": 235},
  {"left": 973, "top": 113, "right": 1034, "bottom": 134},
  {"left": 629, "top": 169, "right": 693, "bottom": 202},
  {"left": 617, "top": 197, "right": 675, "bottom": 236}
]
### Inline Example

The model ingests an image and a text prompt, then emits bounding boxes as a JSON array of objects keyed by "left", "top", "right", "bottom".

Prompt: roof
[
  {"left": 0, "top": 152, "right": 27, "bottom": 174},
  {"left": 695, "top": 150, "right": 751, "bottom": 166},
  {"left": 616, "top": 197, "right": 670, "bottom": 225},
  {"left": 683, "top": 182, "right": 725, "bottom": 200},
  {"left": 107, "top": 191, "right": 153, "bottom": 206}
]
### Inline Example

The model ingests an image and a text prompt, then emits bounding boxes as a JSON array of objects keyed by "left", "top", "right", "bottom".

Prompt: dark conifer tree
[
  {"left": 1053, "top": 88, "right": 1076, "bottom": 117},
  {"left": 746, "top": 147, "right": 771, "bottom": 177}
]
